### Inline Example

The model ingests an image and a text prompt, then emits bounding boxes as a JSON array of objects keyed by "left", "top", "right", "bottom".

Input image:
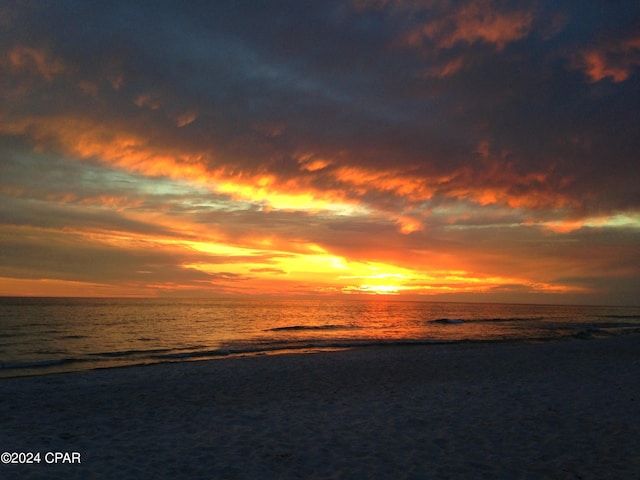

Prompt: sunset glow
[{"left": 1, "top": 1, "right": 638, "bottom": 304}]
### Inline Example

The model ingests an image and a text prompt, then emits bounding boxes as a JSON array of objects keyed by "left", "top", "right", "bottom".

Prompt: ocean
[{"left": 1, "top": 297, "right": 639, "bottom": 378}]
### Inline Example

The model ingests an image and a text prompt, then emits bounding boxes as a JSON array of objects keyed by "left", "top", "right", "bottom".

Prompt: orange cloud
[
  {"left": 403, "top": 0, "right": 533, "bottom": 51},
  {"left": 0, "top": 277, "right": 149, "bottom": 297},
  {"left": 332, "top": 155, "right": 572, "bottom": 212},
  {"left": 542, "top": 220, "right": 585, "bottom": 233},
  {"left": 6, "top": 45, "right": 66, "bottom": 80},
  {"left": 576, "top": 33, "right": 640, "bottom": 83},
  {"left": 175, "top": 110, "right": 198, "bottom": 127},
  {"left": 353, "top": 0, "right": 534, "bottom": 59},
  {"left": 396, "top": 216, "right": 422, "bottom": 234},
  {"left": 436, "top": 148, "right": 577, "bottom": 210},
  {"left": 355, "top": 0, "right": 534, "bottom": 81},
  {"left": 134, "top": 93, "right": 163, "bottom": 110},
  {"left": 332, "top": 165, "right": 434, "bottom": 201},
  {"left": 0, "top": 114, "right": 367, "bottom": 216},
  {"left": 0, "top": 110, "right": 583, "bottom": 231},
  {"left": 420, "top": 57, "right": 466, "bottom": 78},
  {"left": 540, "top": 213, "right": 640, "bottom": 233},
  {"left": 297, "top": 153, "right": 332, "bottom": 172},
  {"left": 0, "top": 114, "right": 213, "bottom": 189}
]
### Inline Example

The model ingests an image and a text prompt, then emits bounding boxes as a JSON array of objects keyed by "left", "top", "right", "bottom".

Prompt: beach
[{"left": 1, "top": 334, "right": 639, "bottom": 479}]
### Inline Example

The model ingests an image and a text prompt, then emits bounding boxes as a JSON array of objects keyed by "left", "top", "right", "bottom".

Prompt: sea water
[{"left": 1, "top": 297, "right": 639, "bottom": 378}]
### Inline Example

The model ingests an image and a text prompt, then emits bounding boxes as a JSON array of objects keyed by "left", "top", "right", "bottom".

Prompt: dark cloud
[{"left": 4, "top": 1, "right": 638, "bottom": 205}]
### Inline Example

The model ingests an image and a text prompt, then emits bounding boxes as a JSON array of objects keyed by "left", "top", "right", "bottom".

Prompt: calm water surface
[{"left": 1, "top": 297, "right": 639, "bottom": 377}]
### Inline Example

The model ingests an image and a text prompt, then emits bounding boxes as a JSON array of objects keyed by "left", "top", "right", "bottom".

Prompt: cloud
[
  {"left": 575, "top": 32, "right": 640, "bottom": 83},
  {"left": 249, "top": 268, "right": 288, "bottom": 275},
  {"left": 5, "top": 45, "right": 66, "bottom": 80},
  {"left": 0, "top": 0, "right": 639, "bottom": 303},
  {"left": 3, "top": 1, "right": 637, "bottom": 219},
  {"left": 403, "top": 0, "right": 534, "bottom": 52}
]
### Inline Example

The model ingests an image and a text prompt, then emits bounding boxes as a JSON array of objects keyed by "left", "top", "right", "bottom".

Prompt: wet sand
[{"left": 1, "top": 335, "right": 639, "bottom": 479}]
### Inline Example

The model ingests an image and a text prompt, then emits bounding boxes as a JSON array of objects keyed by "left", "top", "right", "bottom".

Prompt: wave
[
  {"left": 0, "top": 339, "right": 464, "bottom": 376},
  {"left": 429, "top": 317, "right": 544, "bottom": 324},
  {"left": 88, "top": 348, "right": 175, "bottom": 358},
  {"left": 265, "top": 324, "right": 360, "bottom": 332},
  {"left": 151, "top": 348, "right": 233, "bottom": 359},
  {"left": 587, "top": 321, "right": 639, "bottom": 329},
  {"left": 151, "top": 339, "right": 460, "bottom": 361},
  {"left": 0, "top": 358, "right": 84, "bottom": 370},
  {"left": 0, "top": 333, "right": 26, "bottom": 338}
]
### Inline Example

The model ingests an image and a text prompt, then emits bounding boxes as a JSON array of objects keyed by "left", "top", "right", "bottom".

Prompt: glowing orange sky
[{"left": 1, "top": 1, "right": 639, "bottom": 304}]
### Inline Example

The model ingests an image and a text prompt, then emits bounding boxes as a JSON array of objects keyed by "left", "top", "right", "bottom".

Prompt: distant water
[{"left": 1, "top": 297, "right": 639, "bottom": 378}]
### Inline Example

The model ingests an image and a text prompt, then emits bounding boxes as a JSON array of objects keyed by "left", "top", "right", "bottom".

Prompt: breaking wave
[{"left": 266, "top": 324, "right": 360, "bottom": 332}]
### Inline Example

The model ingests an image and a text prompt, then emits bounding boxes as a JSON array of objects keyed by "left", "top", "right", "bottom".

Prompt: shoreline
[
  {"left": 4, "top": 327, "right": 639, "bottom": 380},
  {"left": 1, "top": 334, "right": 639, "bottom": 479}
]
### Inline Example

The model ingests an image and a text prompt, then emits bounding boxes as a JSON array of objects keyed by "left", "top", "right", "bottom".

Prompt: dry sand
[{"left": 1, "top": 335, "right": 639, "bottom": 479}]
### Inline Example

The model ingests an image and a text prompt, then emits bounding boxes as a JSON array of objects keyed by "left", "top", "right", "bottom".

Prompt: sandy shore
[{"left": 1, "top": 335, "right": 639, "bottom": 479}]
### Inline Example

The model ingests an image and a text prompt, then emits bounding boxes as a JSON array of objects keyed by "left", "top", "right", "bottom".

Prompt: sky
[{"left": 1, "top": 0, "right": 639, "bottom": 304}]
